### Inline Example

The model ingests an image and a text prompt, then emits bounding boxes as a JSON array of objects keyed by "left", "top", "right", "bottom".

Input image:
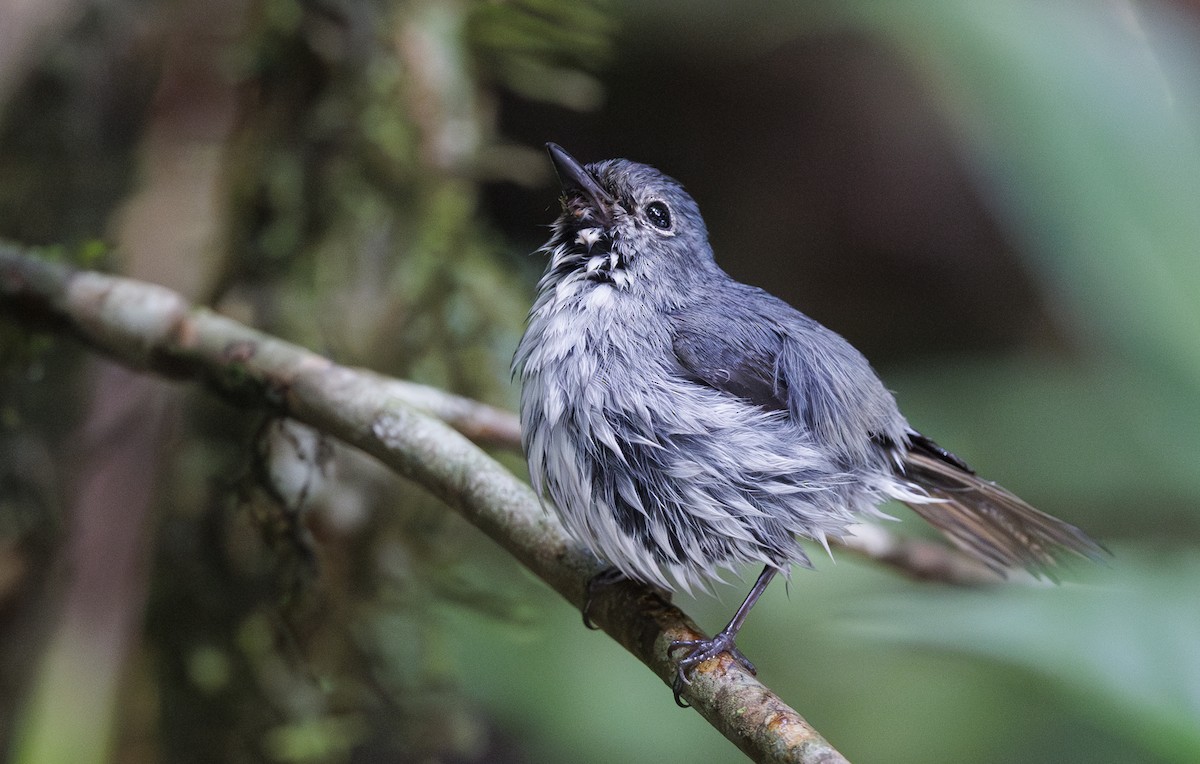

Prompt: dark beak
[{"left": 546, "top": 143, "right": 615, "bottom": 224}]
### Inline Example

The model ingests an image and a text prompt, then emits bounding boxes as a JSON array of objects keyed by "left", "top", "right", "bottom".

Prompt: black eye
[{"left": 645, "top": 201, "right": 672, "bottom": 230}]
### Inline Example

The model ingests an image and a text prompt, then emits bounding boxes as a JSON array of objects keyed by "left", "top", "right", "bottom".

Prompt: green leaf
[{"left": 848, "top": 551, "right": 1200, "bottom": 762}]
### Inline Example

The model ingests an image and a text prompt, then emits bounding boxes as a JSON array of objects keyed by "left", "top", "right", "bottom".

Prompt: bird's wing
[
  {"left": 669, "top": 289, "right": 1106, "bottom": 575},
  {"left": 670, "top": 302, "right": 791, "bottom": 414},
  {"left": 669, "top": 286, "right": 910, "bottom": 462}
]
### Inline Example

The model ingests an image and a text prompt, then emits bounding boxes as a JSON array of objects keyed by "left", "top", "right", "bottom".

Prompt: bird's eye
[{"left": 645, "top": 201, "right": 672, "bottom": 230}]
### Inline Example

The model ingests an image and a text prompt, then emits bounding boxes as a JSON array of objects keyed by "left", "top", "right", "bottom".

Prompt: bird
[{"left": 513, "top": 143, "right": 1105, "bottom": 704}]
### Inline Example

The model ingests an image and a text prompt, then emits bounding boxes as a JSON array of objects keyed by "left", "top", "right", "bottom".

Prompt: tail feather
[{"left": 900, "top": 446, "right": 1106, "bottom": 578}]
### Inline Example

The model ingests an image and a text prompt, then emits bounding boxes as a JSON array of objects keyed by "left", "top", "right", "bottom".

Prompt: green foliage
[
  {"left": 835, "top": 1, "right": 1200, "bottom": 390},
  {"left": 849, "top": 552, "right": 1200, "bottom": 762},
  {"left": 468, "top": 0, "right": 613, "bottom": 109}
]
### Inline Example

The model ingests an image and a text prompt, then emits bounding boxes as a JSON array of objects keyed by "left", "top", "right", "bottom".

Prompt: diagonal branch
[{"left": 1, "top": 246, "right": 852, "bottom": 764}]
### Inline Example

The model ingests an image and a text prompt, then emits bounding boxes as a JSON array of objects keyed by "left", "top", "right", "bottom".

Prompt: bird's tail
[{"left": 898, "top": 436, "right": 1106, "bottom": 577}]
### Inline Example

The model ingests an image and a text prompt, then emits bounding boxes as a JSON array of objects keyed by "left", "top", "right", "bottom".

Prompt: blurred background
[{"left": 2, "top": 0, "right": 1199, "bottom": 762}]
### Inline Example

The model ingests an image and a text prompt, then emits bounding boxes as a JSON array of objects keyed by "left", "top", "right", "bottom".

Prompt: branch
[
  {"left": 835, "top": 525, "right": 1003, "bottom": 586},
  {"left": 0, "top": 246, "right": 851, "bottom": 764}
]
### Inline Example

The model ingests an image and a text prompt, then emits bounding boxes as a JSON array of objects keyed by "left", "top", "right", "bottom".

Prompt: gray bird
[{"left": 514, "top": 143, "right": 1104, "bottom": 703}]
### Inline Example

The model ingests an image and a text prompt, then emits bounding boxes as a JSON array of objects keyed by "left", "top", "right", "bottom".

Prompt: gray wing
[
  {"left": 670, "top": 285, "right": 1106, "bottom": 575},
  {"left": 669, "top": 284, "right": 910, "bottom": 465},
  {"left": 670, "top": 303, "right": 790, "bottom": 414}
]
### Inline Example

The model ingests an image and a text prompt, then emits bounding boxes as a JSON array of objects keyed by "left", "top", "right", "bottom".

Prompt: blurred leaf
[
  {"left": 825, "top": 1, "right": 1200, "bottom": 393},
  {"left": 467, "top": 0, "right": 614, "bottom": 110},
  {"left": 847, "top": 550, "right": 1200, "bottom": 762},
  {"left": 264, "top": 715, "right": 369, "bottom": 762}
]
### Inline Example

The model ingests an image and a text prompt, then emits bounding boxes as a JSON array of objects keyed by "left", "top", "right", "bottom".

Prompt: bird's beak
[{"left": 546, "top": 143, "right": 615, "bottom": 225}]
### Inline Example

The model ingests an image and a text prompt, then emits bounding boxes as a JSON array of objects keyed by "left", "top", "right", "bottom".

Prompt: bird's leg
[
  {"left": 668, "top": 565, "right": 778, "bottom": 707},
  {"left": 581, "top": 567, "right": 628, "bottom": 629}
]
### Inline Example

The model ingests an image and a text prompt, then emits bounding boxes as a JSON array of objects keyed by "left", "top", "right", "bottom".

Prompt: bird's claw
[
  {"left": 581, "top": 567, "right": 627, "bottom": 629},
  {"left": 667, "top": 631, "right": 757, "bottom": 707}
]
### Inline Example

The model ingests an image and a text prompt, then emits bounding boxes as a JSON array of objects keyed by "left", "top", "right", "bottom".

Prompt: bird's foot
[
  {"left": 581, "top": 567, "right": 628, "bottom": 629},
  {"left": 667, "top": 631, "right": 757, "bottom": 707}
]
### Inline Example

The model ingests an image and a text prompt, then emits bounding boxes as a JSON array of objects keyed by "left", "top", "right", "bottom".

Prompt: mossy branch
[{"left": 1, "top": 245, "right": 854, "bottom": 764}]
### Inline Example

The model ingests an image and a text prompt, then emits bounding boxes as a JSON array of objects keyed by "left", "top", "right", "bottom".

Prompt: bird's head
[{"left": 541, "top": 143, "right": 716, "bottom": 296}]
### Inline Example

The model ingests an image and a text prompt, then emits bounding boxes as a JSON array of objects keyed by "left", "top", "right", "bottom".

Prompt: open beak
[{"left": 546, "top": 143, "right": 615, "bottom": 225}]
